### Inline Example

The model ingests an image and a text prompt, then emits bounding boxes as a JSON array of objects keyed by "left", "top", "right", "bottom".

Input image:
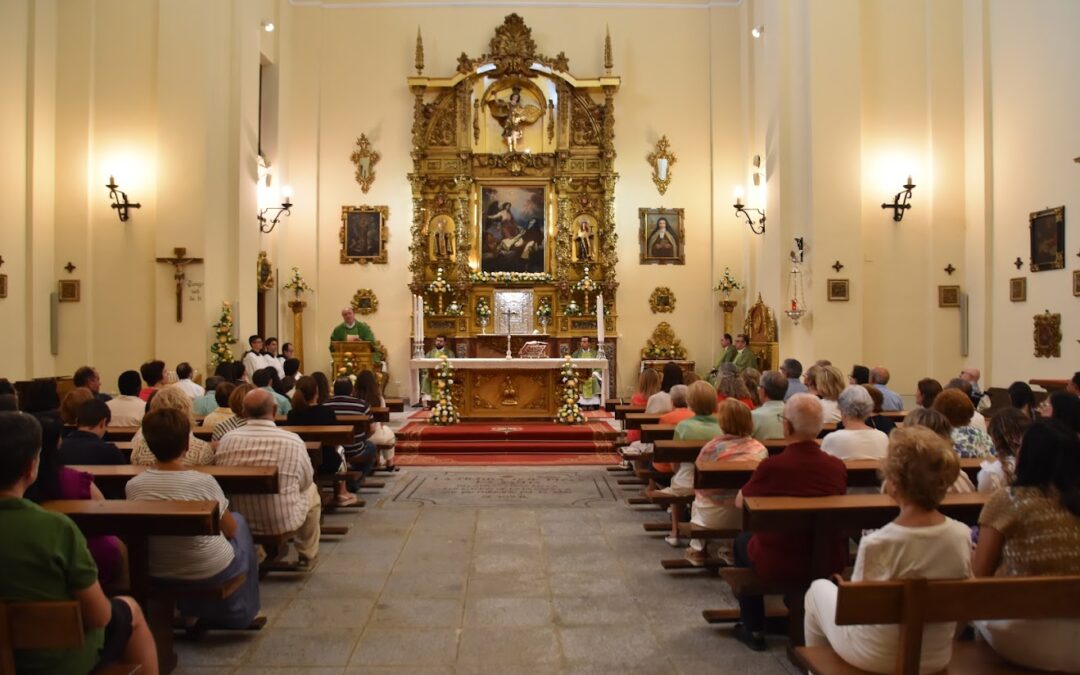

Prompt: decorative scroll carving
[
  {"left": 455, "top": 14, "right": 570, "bottom": 77},
  {"left": 641, "top": 322, "right": 687, "bottom": 360}
]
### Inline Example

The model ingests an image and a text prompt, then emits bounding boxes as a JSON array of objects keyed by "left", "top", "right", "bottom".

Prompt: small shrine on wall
[{"left": 406, "top": 14, "right": 620, "bottom": 383}]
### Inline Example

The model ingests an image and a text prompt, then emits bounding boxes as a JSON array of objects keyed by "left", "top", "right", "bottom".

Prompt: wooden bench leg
[{"left": 148, "top": 595, "right": 179, "bottom": 673}]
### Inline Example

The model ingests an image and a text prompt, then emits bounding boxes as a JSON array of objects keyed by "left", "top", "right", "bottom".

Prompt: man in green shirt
[
  {"left": 0, "top": 412, "right": 157, "bottom": 674},
  {"left": 732, "top": 333, "right": 758, "bottom": 371},
  {"left": 710, "top": 333, "right": 738, "bottom": 384},
  {"left": 572, "top": 336, "right": 603, "bottom": 408},
  {"left": 420, "top": 335, "right": 452, "bottom": 403},
  {"left": 329, "top": 306, "right": 380, "bottom": 362}
]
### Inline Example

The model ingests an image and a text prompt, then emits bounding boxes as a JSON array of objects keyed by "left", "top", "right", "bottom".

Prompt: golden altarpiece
[{"left": 407, "top": 15, "right": 620, "bottom": 414}]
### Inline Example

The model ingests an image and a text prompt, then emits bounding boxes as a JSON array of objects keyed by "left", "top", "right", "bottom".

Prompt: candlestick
[
  {"left": 418, "top": 297, "right": 425, "bottom": 343},
  {"left": 596, "top": 295, "right": 604, "bottom": 345}
]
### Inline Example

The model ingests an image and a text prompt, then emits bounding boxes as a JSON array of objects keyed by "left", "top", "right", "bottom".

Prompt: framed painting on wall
[
  {"left": 58, "top": 279, "right": 80, "bottom": 303},
  {"left": 1009, "top": 277, "right": 1027, "bottom": 302},
  {"left": 1029, "top": 206, "right": 1064, "bottom": 272},
  {"left": 340, "top": 205, "right": 389, "bottom": 264},
  {"left": 938, "top": 285, "right": 961, "bottom": 308},
  {"left": 638, "top": 208, "right": 685, "bottom": 265},
  {"left": 1074, "top": 270, "right": 1080, "bottom": 297},
  {"left": 479, "top": 184, "right": 547, "bottom": 274},
  {"left": 826, "top": 279, "right": 849, "bottom": 302},
  {"left": 0, "top": 274, "right": 6, "bottom": 299}
]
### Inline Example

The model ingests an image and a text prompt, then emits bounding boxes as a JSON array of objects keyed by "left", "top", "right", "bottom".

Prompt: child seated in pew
[
  {"left": 211, "top": 383, "right": 255, "bottom": 443},
  {"left": 730, "top": 394, "right": 848, "bottom": 652},
  {"left": 356, "top": 370, "right": 397, "bottom": 472},
  {"left": 125, "top": 409, "right": 261, "bottom": 630},
  {"left": 0, "top": 411, "right": 159, "bottom": 675},
  {"left": 979, "top": 408, "right": 1029, "bottom": 492},
  {"left": 25, "top": 418, "right": 125, "bottom": 588},
  {"left": 803, "top": 426, "right": 972, "bottom": 674},
  {"left": 130, "top": 386, "right": 214, "bottom": 466},
  {"left": 654, "top": 381, "right": 722, "bottom": 498},
  {"left": 685, "top": 398, "right": 767, "bottom": 567},
  {"left": 972, "top": 419, "right": 1080, "bottom": 672}
]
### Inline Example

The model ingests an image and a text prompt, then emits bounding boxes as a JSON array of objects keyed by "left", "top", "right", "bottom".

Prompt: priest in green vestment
[
  {"left": 572, "top": 336, "right": 603, "bottom": 407},
  {"left": 420, "top": 335, "right": 452, "bottom": 402},
  {"left": 329, "top": 306, "right": 380, "bottom": 362},
  {"left": 709, "top": 333, "right": 737, "bottom": 384}
]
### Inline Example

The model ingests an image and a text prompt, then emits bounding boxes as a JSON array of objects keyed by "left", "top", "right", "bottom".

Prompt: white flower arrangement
[
  {"left": 469, "top": 271, "right": 553, "bottom": 285},
  {"left": 475, "top": 298, "right": 492, "bottom": 320},
  {"left": 572, "top": 266, "right": 597, "bottom": 293},
  {"left": 713, "top": 267, "right": 743, "bottom": 294},
  {"left": 282, "top": 267, "right": 314, "bottom": 300},
  {"left": 555, "top": 357, "right": 585, "bottom": 425},
  {"left": 428, "top": 267, "right": 450, "bottom": 294},
  {"left": 564, "top": 300, "right": 582, "bottom": 317},
  {"left": 429, "top": 355, "right": 459, "bottom": 426},
  {"left": 535, "top": 299, "right": 552, "bottom": 321}
]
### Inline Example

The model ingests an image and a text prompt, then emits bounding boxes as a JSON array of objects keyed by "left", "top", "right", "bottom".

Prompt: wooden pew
[
  {"left": 605, "top": 398, "right": 629, "bottom": 413},
  {"left": 623, "top": 412, "right": 660, "bottom": 430},
  {"left": 191, "top": 425, "right": 355, "bottom": 445},
  {"left": 43, "top": 499, "right": 221, "bottom": 673},
  {"left": 614, "top": 405, "right": 645, "bottom": 421},
  {"left": 710, "top": 493, "right": 989, "bottom": 644},
  {"left": 0, "top": 601, "right": 140, "bottom": 675},
  {"left": 792, "top": 575, "right": 1080, "bottom": 675},
  {"left": 695, "top": 456, "right": 982, "bottom": 489},
  {"left": 640, "top": 424, "right": 675, "bottom": 443},
  {"left": 71, "top": 465, "right": 279, "bottom": 499},
  {"left": 104, "top": 426, "right": 140, "bottom": 442},
  {"left": 384, "top": 397, "right": 405, "bottom": 413}
]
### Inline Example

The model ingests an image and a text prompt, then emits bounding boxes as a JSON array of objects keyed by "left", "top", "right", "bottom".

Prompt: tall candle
[
  {"left": 417, "top": 297, "right": 424, "bottom": 343},
  {"left": 414, "top": 296, "right": 420, "bottom": 341},
  {"left": 596, "top": 294, "right": 604, "bottom": 346}
]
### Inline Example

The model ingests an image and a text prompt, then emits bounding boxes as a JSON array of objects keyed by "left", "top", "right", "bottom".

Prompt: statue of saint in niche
[
  {"left": 487, "top": 87, "right": 543, "bottom": 152},
  {"left": 429, "top": 216, "right": 455, "bottom": 260}
]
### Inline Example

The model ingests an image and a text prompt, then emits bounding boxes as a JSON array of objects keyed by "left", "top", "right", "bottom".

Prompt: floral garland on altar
[
  {"left": 209, "top": 302, "right": 235, "bottom": 368},
  {"left": 469, "top": 271, "right": 553, "bottom": 285},
  {"left": 429, "top": 355, "right": 459, "bottom": 425},
  {"left": 642, "top": 343, "right": 686, "bottom": 360},
  {"left": 556, "top": 357, "right": 586, "bottom": 425}
]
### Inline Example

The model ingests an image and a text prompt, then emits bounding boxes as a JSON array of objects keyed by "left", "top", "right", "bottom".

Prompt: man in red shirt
[{"left": 731, "top": 393, "right": 848, "bottom": 650}]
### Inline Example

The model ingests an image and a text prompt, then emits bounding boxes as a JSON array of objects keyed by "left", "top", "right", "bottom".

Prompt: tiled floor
[{"left": 173, "top": 467, "right": 800, "bottom": 674}]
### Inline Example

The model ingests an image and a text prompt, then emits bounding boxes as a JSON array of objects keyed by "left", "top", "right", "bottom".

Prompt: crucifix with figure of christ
[
  {"left": 155, "top": 247, "right": 203, "bottom": 322},
  {"left": 501, "top": 306, "right": 519, "bottom": 359}
]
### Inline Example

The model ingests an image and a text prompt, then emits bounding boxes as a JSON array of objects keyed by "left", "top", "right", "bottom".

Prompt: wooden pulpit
[{"left": 331, "top": 341, "right": 376, "bottom": 377}]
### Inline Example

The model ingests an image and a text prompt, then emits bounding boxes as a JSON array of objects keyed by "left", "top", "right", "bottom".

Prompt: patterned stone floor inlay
[{"left": 391, "top": 467, "right": 619, "bottom": 507}]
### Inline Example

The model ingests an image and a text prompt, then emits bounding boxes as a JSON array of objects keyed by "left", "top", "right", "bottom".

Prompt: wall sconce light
[
  {"left": 751, "top": 25, "right": 765, "bottom": 39},
  {"left": 647, "top": 136, "right": 676, "bottom": 195},
  {"left": 105, "top": 176, "right": 141, "bottom": 222},
  {"left": 881, "top": 176, "right": 915, "bottom": 222},
  {"left": 258, "top": 187, "right": 293, "bottom": 233},
  {"left": 262, "top": 21, "right": 275, "bottom": 32},
  {"left": 733, "top": 187, "right": 765, "bottom": 235}
]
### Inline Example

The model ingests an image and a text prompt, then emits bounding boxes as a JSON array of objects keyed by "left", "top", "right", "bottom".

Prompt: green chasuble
[
  {"left": 420, "top": 347, "right": 451, "bottom": 396},
  {"left": 572, "top": 348, "right": 601, "bottom": 400},
  {"left": 329, "top": 321, "right": 380, "bottom": 362}
]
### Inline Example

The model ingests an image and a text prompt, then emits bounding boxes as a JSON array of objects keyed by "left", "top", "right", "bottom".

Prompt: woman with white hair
[
  {"left": 821, "top": 386, "right": 889, "bottom": 460},
  {"left": 130, "top": 386, "right": 215, "bottom": 466}
]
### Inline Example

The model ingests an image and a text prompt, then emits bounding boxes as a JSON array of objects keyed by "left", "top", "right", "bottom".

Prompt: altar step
[{"left": 395, "top": 420, "right": 619, "bottom": 455}]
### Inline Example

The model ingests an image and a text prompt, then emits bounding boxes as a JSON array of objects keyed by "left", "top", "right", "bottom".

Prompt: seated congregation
[
  {"left": 618, "top": 360, "right": 1080, "bottom": 673},
  {"left": 0, "top": 353, "right": 397, "bottom": 674}
]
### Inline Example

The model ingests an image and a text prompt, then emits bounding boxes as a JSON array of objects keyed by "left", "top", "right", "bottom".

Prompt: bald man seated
[
  {"left": 214, "top": 389, "right": 322, "bottom": 568},
  {"left": 869, "top": 366, "right": 903, "bottom": 412}
]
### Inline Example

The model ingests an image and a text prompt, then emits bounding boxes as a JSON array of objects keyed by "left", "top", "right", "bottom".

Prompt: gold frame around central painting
[
  {"left": 340, "top": 205, "right": 389, "bottom": 265},
  {"left": 472, "top": 181, "right": 553, "bottom": 275}
]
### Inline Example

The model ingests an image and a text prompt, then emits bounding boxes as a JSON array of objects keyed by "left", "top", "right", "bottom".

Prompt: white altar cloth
[{"left": 408, "top": 357, "right": 608, "bottom": 405}]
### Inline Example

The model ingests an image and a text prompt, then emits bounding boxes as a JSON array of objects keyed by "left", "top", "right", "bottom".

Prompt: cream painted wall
[
  {"left": 986, "top": 0, "right": 1080, "bottom": 385},
  {"left": 1, "top": 0, "right": 1074, "bottom": 400}
]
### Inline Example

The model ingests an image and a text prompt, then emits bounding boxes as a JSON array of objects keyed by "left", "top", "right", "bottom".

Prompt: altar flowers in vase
[
  {"left": 429, "top": 355, "right": 459, "bottom": 426},
  {"left": 556, "top": 357, "right": 586, "bottom": 425}
]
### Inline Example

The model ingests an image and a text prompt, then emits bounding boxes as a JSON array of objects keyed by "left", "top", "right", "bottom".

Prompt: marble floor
[{"left": 173, "top": 466, "right": 800, "bottom": 675}]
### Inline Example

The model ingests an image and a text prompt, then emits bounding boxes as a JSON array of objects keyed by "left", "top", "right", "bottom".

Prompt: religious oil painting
[
  {"left": 826, "top": 279, "right": 849, "bottom": 302},
  {"left": 58, "top": 279, "right": 80, "bottom": 303},
  {"left": 340, "top": 205, "right": 389, "bottom": 265},
  {"left": 1029, "top": 206, "right": 1064, "bottom": 272},
  {"left": 938, "top": 285, "right": 961, "bottom": 308},
  {"left": 638, "top": 208, "right": 685, "bottom": 265},
  {"left": 1074, "top": 270, "right": 1080, "bottom": 297},
  {"left": 0, "top": 274, "right": 6, "bottom": 299},
  {"left": 480, "top": 185, "right": 547, "bottom": 274},
  {"left": 1009, "top": 277, "right": 1027, "bottom": 302}
]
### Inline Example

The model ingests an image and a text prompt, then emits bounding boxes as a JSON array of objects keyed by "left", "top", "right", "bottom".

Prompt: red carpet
[
  {"left": 395, "top": 452, "right": 621, "bottom": 466},
  {"left": 395, "top": 417, "right": 621, "bottom": 463}
]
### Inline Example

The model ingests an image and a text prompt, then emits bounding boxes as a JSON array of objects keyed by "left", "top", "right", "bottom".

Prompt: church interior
[{"left": 1, "top": 0, "right": 1079, "bottom": 673}]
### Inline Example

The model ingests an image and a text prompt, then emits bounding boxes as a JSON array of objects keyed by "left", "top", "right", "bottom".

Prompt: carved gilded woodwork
[
  {"left": 349, "top": 134, "right": 380, "bottom": 194},
  {"left": 406, "top": 14, "right": 620, "bottom": 341},
  {"left": 649, "top": 287, "right": 675, "bottom": 314},
  {"left": 350, "top": 288, "right": 379, "bottom": 315},
  {"left": 1033, "top": 310, "right": 1061, "bottom": 358},
  {"left": 641, "top": 322, "right": 687, "bottom": 360},
  {"left": 743, "top": 293, "right": 779, "bottom": 370}
]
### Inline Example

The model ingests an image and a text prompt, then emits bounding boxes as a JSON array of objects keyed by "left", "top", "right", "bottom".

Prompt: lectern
[{"left": 331, "top": 341, "right": 376, "bottom": 377}]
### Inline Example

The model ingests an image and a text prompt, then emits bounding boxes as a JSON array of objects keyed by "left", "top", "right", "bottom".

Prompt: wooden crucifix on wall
[{"left": 155, "top": 247, "right": 203, "bottom": 322}]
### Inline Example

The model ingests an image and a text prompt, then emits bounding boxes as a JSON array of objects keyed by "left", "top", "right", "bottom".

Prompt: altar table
[{"left": 409, "top": 357, "right": 608, "bottom": 418}]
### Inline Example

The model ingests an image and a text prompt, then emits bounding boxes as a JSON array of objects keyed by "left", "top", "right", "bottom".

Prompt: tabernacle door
[{"left": 493, "top": 290, "right": 534, "bottom": 334}]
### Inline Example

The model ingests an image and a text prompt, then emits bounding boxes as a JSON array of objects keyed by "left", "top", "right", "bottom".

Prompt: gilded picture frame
[
  {"left": 827, "top": 279, "right": 849, "bottom": 302},
  {"left": 0, "top": 274, "right": 6, "bottom": 299},
  {"left": 1009, "top": 277, "right": 1026, "bottom": 302},
  {"left": 1073, "top": 270, "right": 1080, "bottom": 297},
  {"left": 351, "top": 288, "right": 379, "bottom": 315},
  {"left": 649, "top": 287, "right": 675, "bottom": 313},
  {"left": 340, "top": 205, "right": 389, "bottom": 264},
  {"left": 1033, "top": 311, "right": 1061, "bottom": 358},
  {"left": 476, "top": 183, "right": 549, "bottom": 274},
  {"left": 58, "top": 279, "right": 80, "bottom": 303},
  {"left": 639, "top": 208, "right": 685, "bottom": 265},
  {"left": 938, "top": 285, "right": 961, "bottom": 308},
  {"left": 1029, "top": 206, "right": 1065, "bottom": 272}
]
